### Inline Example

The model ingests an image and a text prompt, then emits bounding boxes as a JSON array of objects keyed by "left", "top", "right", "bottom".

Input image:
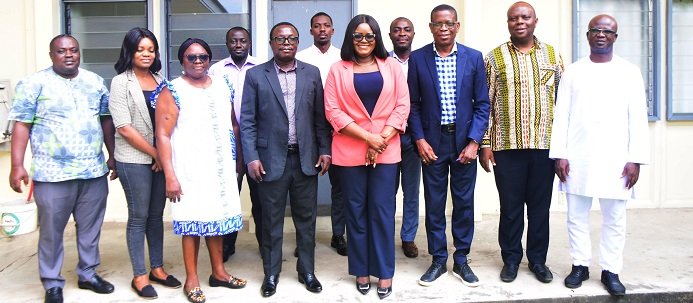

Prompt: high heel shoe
[
  {"left": 355, "top": 280, "right": 371, "bottom": 295},
  {"left": 377, "top": 285, "right": 392, "bottom": 300}
]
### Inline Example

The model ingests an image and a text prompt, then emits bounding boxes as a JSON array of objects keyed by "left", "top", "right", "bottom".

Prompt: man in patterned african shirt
[
  {"left": 8, "top": 34, "right": 116, "bottom": 303},
  {"left": 480, "top": 1, "right": 564, "bottom": 284}
]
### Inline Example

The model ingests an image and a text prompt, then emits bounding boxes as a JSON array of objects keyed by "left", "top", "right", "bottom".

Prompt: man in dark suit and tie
[
  {"left": 241, "top": 21, "right": 332, "bottom": 298},
  {"left": 407, "top": 4, "right": 490, "bottom": 287}
]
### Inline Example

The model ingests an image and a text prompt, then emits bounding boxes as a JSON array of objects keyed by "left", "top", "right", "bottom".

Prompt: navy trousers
[
  {"left": 422, "top": 130, "right": 476, "bottom": 266},
  {"left": 334, "top": 163, "right": 398, "bottom": 279}
]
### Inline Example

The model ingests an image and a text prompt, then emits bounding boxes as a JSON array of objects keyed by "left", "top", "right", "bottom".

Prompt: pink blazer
[{"left": 324, "top": 57, "right": 410, "bottom": 166}]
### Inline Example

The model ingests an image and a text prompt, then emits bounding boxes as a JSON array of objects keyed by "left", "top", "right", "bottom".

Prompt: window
[
  {"left": 166, "top": 0, "right": 250, "bottom": 78},
  {"left": 64, "top": 0, "right": 147, "bottom": 86},
  {"left": 573, "top": 0, "right": 660, "bottom": 119},
  {"left": 668, "top": 0, "right": 693, "bottom": 120}
]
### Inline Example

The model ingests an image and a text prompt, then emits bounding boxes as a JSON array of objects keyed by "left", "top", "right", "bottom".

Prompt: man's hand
[
  {"left": 315, "top": 155, "right": 332, "bottom": 175},
  {"left": 247, "top": 160, "right": 266, "bottom": 183},
  {"left": 9, "top": 166, "right": 29, "bottom": 193},
  {"left": 555, "top": 159, "right": 570, "bottom": 182},
  {"left": 416, "top": 139, "right": 438, "bottom": 165},
  {"left": 480, "top": 148, "right": 495, "bottom": 173},
  {"left": 107, "top": 157, "right": 118, "bottom": 180},
  {"left": 457, "top": 140, "right": 479, "bottom": 165},
  {"left": 622, "top": 162, "right": 641, "bottom": 189}
]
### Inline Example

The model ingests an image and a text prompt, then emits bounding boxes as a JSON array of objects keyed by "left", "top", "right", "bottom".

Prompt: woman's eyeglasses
[
  {"left": 352, "top": 33, "right": 376, "bottom": 42},
  {"left": 185, "top": 54, "right": 210, "bottom": 63}
]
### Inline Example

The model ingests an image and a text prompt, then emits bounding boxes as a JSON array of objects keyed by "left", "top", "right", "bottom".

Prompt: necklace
[{"left": 354, "top": 57, "right": 375, "bottom": 66}]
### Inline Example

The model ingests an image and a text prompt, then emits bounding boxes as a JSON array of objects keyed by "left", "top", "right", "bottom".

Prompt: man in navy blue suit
[{"left": 407, "top": 4, "right": 490, "bottom": 287}]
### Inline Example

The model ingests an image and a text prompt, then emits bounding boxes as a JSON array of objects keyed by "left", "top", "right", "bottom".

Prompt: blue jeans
[
  {"left": 116, "top": 161, "right": 166, "bottom": 276},
  {"left": 397, "top": 132, "right": 421, "bottom": 242}
]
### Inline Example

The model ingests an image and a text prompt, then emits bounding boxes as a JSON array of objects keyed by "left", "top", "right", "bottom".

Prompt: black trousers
[{"left": 493, "top": 149, "right": 554, "bottom": 265}]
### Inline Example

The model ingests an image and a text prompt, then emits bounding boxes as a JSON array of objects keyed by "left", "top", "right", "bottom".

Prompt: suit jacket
[
  {"left": 324, "top": 57, "right": 410, "bottom": 166},
  {"left": 408, "top": 42, "right": 490, "bottom": 153},
  {"left": 240, "top": 59, "right": 331, "bottom": 182},
  {"left": 109, "top": 69, "right": 165, "bottom": 164}
]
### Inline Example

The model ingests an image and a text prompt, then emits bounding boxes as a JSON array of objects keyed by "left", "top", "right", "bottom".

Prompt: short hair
[
  {"left": 390, "top": 17, "right": 414, "bottom": 31},
  {"left": 226, "top": 26, "right": 250, "bottom": 42},
  {"left": 49, "top": 34, "right": 77, "bottom": 51},
  {"left": 177, "top": 38, "right": 212, "bottom": 64},
  {"left": 114, "top": 27, "right": 162, "bottom": 74},
  {"left": 269, "top": 22, "right": 299, "bottom": 40},
  {"left": 340, "top": 14, "right": 388, "bottom": 62},
  {"left": 430, "top": 4, "right": 458, "bottom": 21},
  {"left": 310, "top": 12, "right": 333, "bottom": 26}
]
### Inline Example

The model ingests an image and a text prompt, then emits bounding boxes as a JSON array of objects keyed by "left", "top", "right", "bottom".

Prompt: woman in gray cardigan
[{"left": 109, "top": 27, "right": 181, "bottom": 299}]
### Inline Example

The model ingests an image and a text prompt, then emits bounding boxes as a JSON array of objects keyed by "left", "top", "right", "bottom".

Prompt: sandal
[
  {"left": 209, "top": 275, "right": 247, "bottom": 289},
  {"left": 185, "top": 287, "right": 206, "bottom": 303}
]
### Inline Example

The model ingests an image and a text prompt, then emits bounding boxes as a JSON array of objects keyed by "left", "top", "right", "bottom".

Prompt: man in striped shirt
[{"left": 481, "top": 1, "right": 564, "bottom": 284}]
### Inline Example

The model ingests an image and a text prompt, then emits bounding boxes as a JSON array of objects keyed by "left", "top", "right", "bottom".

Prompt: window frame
[
  {"left": 667, "top": 0, "right": 693, "bottom": 120},
  {"left": 572, "top": 0, "right": 661, "bottom": 121}
]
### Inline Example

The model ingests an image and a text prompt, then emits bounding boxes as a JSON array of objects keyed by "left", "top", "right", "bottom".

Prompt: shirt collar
[
  {"left": 273, "top": 59, "right": 297, "bottom": 73},
  {"left": 222, "top": 55, "right": 259, "bottom": 70},
  {"left": 433, "top": 42, "right": 458, "bottom": 57},
  {"left": 390, "top": 51, "right": 409, "bottom": 64}
]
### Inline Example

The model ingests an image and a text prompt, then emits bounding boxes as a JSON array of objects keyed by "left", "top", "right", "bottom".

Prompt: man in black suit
[{"left": 241, "top": 21, "right": 332, "bottom": 298}]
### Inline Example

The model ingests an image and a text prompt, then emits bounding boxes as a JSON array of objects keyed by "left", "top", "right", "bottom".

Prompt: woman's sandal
[
  {"left": 209, "top": 275, "right": 247, "bottom": 289},
  {"left": 185, "top": 287, "right": 206, "bottom": 303}
]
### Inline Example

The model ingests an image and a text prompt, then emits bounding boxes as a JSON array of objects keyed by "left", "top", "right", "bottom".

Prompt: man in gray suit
[{"left": 241, "top": 21, "right": 332, "bottom": 298}]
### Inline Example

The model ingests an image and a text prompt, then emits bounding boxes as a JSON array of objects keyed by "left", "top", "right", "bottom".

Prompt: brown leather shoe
[{"left": 402, "top": 241, "right": 418, "bottom": 258}]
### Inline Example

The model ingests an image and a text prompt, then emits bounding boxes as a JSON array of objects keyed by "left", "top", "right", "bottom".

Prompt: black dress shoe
[
  {"left": 331, "top": 235, "right": 347, "bottom": 256},
  {"left": 298, "top": 273, "right": 322, "bottom": 293},
  {"left": 44, "top": 287, "right": 63, "bottom": 303},
  {"left": 500, "top": 264, "right": 519, "bottom": 282},
  {"left": 222, "top": 248, "right": 235, "bottom": 262},
  {"left": 601, "top": 270, "right": 626, "bottom": 296},
  {"left": 261, "top": 274, "right": 279, "bottom": 297},
  {"left": 529, "top": 263, "right": 553, "bottom": 283},
  {"left": 418, "top": 262, "right": 447, "bottom": 286},
  {"left": 78, "top": 274, "right": 115, "bottom": 294},
  {"left": 377, "top": 286, "right": 392, "bottom": 300},
  {"left": 452, "top": 263, "right": 480, "bottom": 287},
  {"left": 355, "top": 280, "right": 371, "bottom": 295},
  {"left": 564, "top": 265, "right": 589, "bottom": 288},
  {"left": 131, "top": 280, "right": 158, "bottom": 299}
]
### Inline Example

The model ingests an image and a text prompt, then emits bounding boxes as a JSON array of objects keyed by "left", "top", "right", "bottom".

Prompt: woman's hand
[
  {"left": 165, "top": 177, "right": 183, "bottom": 203},
  {"left": 366, "top": 147, "right": 379, "bottom": 167},
  {"left": 366, "top": 133, "right": 388, "bottom": 153}
]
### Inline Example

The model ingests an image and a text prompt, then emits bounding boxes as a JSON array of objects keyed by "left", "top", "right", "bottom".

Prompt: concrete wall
[{"left": 1, "top": 0, "right": 691, "bottom": 223}]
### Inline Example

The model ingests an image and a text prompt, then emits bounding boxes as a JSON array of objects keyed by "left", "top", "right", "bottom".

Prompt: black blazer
[{"left": 240, "top": 59, "right": 332, "bottom": 182}]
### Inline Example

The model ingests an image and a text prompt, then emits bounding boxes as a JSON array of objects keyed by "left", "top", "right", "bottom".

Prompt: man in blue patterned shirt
[{"left": 8, "top": 35, "right": 116, "bottom": 303}]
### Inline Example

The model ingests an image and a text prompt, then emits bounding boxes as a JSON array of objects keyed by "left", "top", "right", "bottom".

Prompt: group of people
[{"left": 7, "top": 1, "right": 649, "bottom": 303}]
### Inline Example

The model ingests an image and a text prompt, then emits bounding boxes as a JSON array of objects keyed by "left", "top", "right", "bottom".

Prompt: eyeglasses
[
  {"left": 352, "top": 32, "right": 376, "bottom": 42},
  {"left": 588, "top": 28, "right": 617, "bottom": 36},
  {"left": 272, "top": 36, "right": 299, "bottom": 44},
  {"left": 185, "top": 54, "right": 209, "bottom": 63},
  {"left": 429, "top": 21, "right": 458, "bottom": 29}
]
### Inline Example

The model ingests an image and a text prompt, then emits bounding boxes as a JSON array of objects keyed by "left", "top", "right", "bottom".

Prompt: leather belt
[
  {"left": 287, "top": 144, "right": 299, "bottom": 154},
  {"left": 441, "top": 123, "right": 456, "bottom": 133}
]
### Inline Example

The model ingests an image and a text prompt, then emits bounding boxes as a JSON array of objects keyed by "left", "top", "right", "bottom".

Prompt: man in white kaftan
[{"left": 549, "top": 14, "right": 649, "bottom": 297}]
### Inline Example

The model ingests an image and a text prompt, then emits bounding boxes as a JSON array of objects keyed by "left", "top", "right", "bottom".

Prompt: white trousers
[{"left": 566, "top": 193, "right": 627, "bottom": 274}]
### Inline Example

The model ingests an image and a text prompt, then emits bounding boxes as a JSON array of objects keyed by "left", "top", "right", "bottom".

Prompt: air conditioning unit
[{"left": 0, "top": 79, "right": 13, "bottom": 144}]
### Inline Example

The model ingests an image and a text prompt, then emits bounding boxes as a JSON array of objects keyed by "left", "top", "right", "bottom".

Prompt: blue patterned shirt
[
  {"left": 434, "top": 43, "right": 458, "bottom": 124},
  {"left": 9, "top": 67, "right": 110, "bottom": 182}
]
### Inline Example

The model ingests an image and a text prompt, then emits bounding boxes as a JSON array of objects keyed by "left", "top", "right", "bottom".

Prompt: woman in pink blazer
[{"left": 324, "top": 14, "right": 409, "bottom": 300}]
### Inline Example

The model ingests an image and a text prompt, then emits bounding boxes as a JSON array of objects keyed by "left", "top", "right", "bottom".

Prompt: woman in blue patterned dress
[{"left": 154, "top": 38, "right": 246, "bottom": 303}]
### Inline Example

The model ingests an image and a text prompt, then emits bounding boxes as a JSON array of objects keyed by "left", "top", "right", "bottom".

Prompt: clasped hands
[{"left": 365, "top": 132, "right": 389, "bottom": 167}]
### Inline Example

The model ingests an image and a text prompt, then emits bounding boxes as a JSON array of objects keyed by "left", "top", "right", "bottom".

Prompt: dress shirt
[
  {"left": 389, "top": 50, "right": 409, "bottom": 79},
  {"left": 433, "top": 43, "right": 458, "bottom": 124},
  {"left": 9, "top": 67, "right": 110, "bottom": 182},
  {"left": 296, "top": 44, "right": 341, "bottom": 86},
  {"left": 274, "top": 60, "right": 298, "bottom": 144},
  {"left": 483, "top": 37, "right": 564, "bottom": 150},
  {"left": 209, "top": 55, "right": 260, "bottom": 122}
]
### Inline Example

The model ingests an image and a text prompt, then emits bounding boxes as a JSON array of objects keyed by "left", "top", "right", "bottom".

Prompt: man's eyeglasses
[
  {"left": 352, "top": 33, "right": 376, "bottom": 42},
  {"left": 272, "top": 36, "right": 299, "bottom": 44},
  {"left": 185, "top": 54, "right": 209, "bottom": 63},
  {"left": 588, "top": 28, "right": 617, "bottom": 36},
  {"left": 429, "top": 21, "right": 458, "bottom": 29}
]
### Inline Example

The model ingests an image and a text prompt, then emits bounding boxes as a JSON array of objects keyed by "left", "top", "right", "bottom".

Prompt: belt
[
  {"left": 441, "top": 123, "right": 456, "bottom": 133},
  {"left": 287, "top": 144, "right": 299, "bottom": 154}
]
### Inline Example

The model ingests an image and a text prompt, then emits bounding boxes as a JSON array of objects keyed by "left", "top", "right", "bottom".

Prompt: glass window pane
[
  {"left": 671, "top": 0, "right": 693, "bottom": 115},
  {"left": 167, "top": 0, "right": 251, "bottom": 78},
  {"left": 575, "top": 0, "right": 656, "bottom": 117},
  {"left": 65, "top": 1, "right": 147, "bottom": 86}
]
